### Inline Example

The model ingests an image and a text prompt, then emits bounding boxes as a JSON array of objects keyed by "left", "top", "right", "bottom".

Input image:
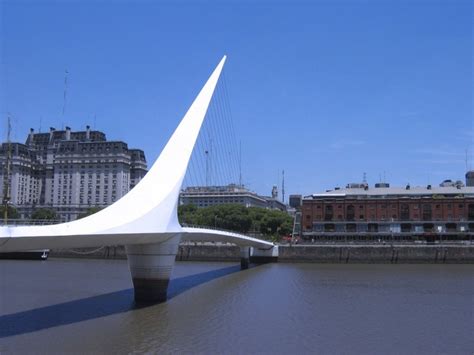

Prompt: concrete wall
[
  {"left": 279, "top": 245, "right": 474, "bottom": 264},
  {"left": 177, "top": 245, "right": 240, "bottom": 262},
  {"left": 50, "top": 244, "right": 241, "bottom": 262},
  {"left": 49, "top": 244, "right": 474, "bottom": 264}
]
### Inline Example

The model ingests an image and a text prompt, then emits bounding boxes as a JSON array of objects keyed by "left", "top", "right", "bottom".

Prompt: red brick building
[{"left": 302, "top": 183, "right": 474, "bottom": 240}]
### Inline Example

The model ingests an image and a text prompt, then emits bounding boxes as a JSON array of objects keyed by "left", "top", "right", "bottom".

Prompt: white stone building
[{"left": 0, "top": 126, "right": 147, "bottom": 221}]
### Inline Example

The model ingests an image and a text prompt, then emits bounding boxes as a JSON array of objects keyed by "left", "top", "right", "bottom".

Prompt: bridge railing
[{"left": 181, "top": 223, "right": 265, "bottom": 240}]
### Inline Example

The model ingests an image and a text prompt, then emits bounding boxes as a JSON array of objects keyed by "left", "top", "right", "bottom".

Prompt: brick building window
[
  {"left": 324, "top": 205, "right": 333, "bottom": 221},
  {"left": 400, "top": 204, "right": 410, "bottom": 221},
  {"left": 422, "top": 204, "right": 432, "bottom": 221},
  {"left": 468, "top": 204, "right": 474, "bottom": 221},
  {"left": 346, "top": 205, "right": 355, "bottom": 221}
]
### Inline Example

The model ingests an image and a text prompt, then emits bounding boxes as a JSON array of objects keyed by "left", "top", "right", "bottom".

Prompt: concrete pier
[
  {"left": 278, "top": 244, "right": 474, "bottom": 263},
  {"left": 250, "top": 246, "right": 279, "bottom": 264},
  {"left": 240, "top": 246, "right": 250, "bottom": 270},
  {"left": 125, "top": 234, "right": 181, "bottom": 303}
]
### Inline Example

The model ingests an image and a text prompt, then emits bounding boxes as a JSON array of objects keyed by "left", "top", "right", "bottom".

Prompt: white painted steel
[
  {"left": 0, "top": 55, "right": 275, "bottom": 254},
  {"left": 182, "top": 227, "right": 274, "bottom": 249},
  {"left": 126, "top": 234, "right": 181, "bottom": 280}
]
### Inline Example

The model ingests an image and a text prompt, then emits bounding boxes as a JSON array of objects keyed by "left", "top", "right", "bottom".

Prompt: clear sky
[{"left": 1, "top": 0, "right": 472, "bottom": 198}]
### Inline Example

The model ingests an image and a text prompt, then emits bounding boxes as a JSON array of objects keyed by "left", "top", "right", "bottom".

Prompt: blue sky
[{"left": 1, "top": 0, "right": 472, "bottom": 198}]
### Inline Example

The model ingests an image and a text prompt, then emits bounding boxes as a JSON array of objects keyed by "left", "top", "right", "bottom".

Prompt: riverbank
[{"left": 49, "top": 243, "right": 474, "bottom": 264}]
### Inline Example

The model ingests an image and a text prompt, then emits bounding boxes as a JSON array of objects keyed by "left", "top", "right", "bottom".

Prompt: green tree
[
  {"left": 77, "top": 207, "right": 103, "bottom": 219},
  {"left": 178, "top": 203, "right": 293, "bottom": 241},
  {"left": 256, "top": 209, "right": 293, "bottom": 241},
  {"left": 31, "top": 208, "right": 56, "bottom": 220},
  {"left": 178, "top": 204, "right": 198, "bottom": 225},
  {"left": 0, "top": 205, "right": 20, "bottom": 220}
]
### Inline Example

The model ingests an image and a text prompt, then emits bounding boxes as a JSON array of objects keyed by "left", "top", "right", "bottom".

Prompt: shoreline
[{"left": 48, "top": 243, "right": 474, "bottom": 264}]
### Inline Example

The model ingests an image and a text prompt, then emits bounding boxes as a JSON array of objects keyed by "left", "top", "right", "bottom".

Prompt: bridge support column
[
  {"left": 240, "top": 246, "right": 251, "bottom": 270},
  {"left": 125, "top": 234, "right": 181, "bottom": 303},
  {"left": 250, "top": 245, "right": 279, "bottom": 264}
]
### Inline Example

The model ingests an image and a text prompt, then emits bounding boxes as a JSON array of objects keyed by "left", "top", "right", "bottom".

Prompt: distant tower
[
  {"left": 205, "top": 150, "right": 210, "bottom": 186},
  {"left": 282, "top": 170, "right": 285, "bottom": 203},
  {"left": 62, "top": 69, "right": 68, "bottom": 129},
  {"left": 239, "top": 140, "right": 242, "bottom": 187},
  {"left": 271, "top": 185, "right": 278, "bottom": 199}
]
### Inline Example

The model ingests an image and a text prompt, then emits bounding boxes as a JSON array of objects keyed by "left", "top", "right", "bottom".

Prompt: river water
[{"left": 0, "top": 258, "right": 472, "bottom": 354}]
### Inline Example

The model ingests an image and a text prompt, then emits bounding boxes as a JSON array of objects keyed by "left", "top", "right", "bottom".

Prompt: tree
[
  {"left": 31, "top": 208, "right": 56, "bottom": 220},
  {"left": 77, "top": 207, "right": 102, "bottom": 219},
  {"left": 0, "top": 205, "right": 19, "bottom": 220},
  {"left": 178, "top": 204, "right": 198, "bottom": 225},
  {"left": 178, "top": 203, "right": 293, "bottom": 241}
]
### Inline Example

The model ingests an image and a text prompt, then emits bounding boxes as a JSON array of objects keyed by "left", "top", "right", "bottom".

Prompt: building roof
[{"left": 307, "top": 186, "right": 474, "bottom": 199}]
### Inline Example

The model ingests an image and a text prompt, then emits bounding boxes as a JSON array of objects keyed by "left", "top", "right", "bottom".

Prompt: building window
[
  {"left": 346, "top": 205, "right": 355, "bottom": 221},
  {"left": 422, "top": 204, "right": 432, "bottom": 221},
  {"left": 468, "top": 204, "right": 474, "bottom": 221},
  {"left": 324, "top": 205, "right": 333, "bottom": 221},
  {"left": 400, "top": 204, "right": 409, "bottom": 221}
]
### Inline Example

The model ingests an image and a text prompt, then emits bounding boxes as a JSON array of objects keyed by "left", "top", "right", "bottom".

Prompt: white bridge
[{"left": 0, "top": 56, "right": 278, "bottom": 302}]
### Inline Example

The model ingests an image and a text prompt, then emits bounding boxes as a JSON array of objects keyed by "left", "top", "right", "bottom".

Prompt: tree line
[
  {"left": 0, "top": 206, "right": 101, "bottom": 221},
  {"left": 179, "top": 204, "right": 293, "bottom": 242}
]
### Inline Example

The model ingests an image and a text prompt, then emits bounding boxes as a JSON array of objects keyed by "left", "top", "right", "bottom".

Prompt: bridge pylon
[
  {"left": 240, "top": 246, "right": 251, "bottom": 270},
  {"left": 125, "top": 234, "right": 181, "bottom": 303}
]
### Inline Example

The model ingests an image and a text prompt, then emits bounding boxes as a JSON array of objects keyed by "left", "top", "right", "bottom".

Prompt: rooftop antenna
[
  {"left": 363, "top": 172, "right": 367, "bottom": 184},
  {"left": 61, "top": 69, "right": 68, "bottom": 129},
  {"left": 3, "top": 113, "right": 12, "bottom": 224},
  {"left": 205, "top": 149, "right": 209, "bottom": 187},
  {"left": 239, "top": 140, "right": 242, "bottom": 187},
  {"left": 39, "top": 116, "right": 43, "bottom": 133},
  {"left": 282, "top": 169, "right": 285, "bottom": 203},
  {"left": 93, "top": 114, "right": 97, "bottom": 130},
  {"left": 210, "top": 138, "right": 213, "bottom": 186}
]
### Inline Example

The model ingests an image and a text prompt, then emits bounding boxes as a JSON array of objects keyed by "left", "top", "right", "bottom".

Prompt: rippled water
[{"left": 1, "top": 259, "right": 473, "bottom": 354}]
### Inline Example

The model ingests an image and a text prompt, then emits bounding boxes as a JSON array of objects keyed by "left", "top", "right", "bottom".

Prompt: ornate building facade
[{"left": 0, "top": 126, "right": 147, "bottom": 221}]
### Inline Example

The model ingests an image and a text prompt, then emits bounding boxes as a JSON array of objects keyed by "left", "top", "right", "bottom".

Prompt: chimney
[
  {"left": 65, "top": 126, "right": 71, "bottom": 140},
  {"left": 86, "top": 125, "right": 91, "bottom": 140},
  {"left": 28, "top": 128, "right": 34, "bottom": 146},
  {"left": 49, "top": 127, "right": 55, "bottom": 142}
]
